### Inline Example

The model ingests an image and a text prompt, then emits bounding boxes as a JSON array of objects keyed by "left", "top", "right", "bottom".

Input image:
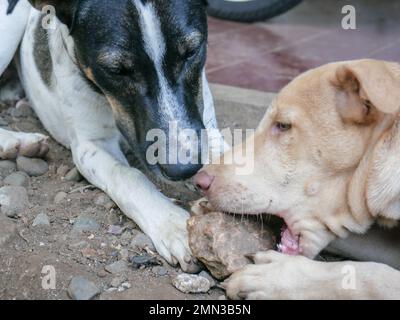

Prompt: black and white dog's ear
[
  {"left": 7, "top": 0, "right": 78, "bottom": 29},
  {"left": 7, "top": 0, "right": 20, "bottom": 14},
  {"left": 29, "top": 0, "right": 78, "bottom": 29}
]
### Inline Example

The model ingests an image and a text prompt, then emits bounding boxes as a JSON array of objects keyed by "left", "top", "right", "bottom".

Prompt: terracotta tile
[
  {"left": 206, "top": 23, "right": 325, "bottom": 73},
  {"left": 207, "top": 0, "right": 400, "bottom": 92},
  {"left": 207, "top": 51, "right": 322, "bottom": 92},
  {"left": 207, "top": 17, "right": 246, "bottom": 36}
]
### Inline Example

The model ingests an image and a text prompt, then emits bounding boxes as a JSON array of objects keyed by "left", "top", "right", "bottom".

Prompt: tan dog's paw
[
  {"left": 0, "top": 130, "right": 49, "bottom": 159},
  {"left": 224, "top": 251, "right": 312, "bottom": 300}
]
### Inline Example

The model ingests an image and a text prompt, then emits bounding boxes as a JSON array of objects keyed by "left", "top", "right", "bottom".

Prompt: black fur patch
[
  {"left": 33, "top": 17, "right": 53, "bottom": 87},
  {"left": 7, "top": 0, "right": 19, "bottom": 14}
]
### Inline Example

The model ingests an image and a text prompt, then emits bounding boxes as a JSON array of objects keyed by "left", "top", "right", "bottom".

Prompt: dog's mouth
[{"left": 277, "top": 222, "right": 301, "bottom": 255}]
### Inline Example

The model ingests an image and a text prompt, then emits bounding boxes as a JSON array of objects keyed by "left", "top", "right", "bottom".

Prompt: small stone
[
  {"left": 56, "top": 165, "right": 69, "bottom": 177},
  {"left": 152, "top": 266, "right": 168, "bottom": 276},
  {"left": 16, "top": 156, "right": 48, "bottom": 177},
  {"left": 120, "top": 282, "right": 131, "bottom": 290},
  {"left": 97, "top": 270, "right": 108, "bottom": 278},
  {"left": 107, "top": 225, "right": 123, "bottom": 235},
  {"left": 64, "top": 167, "right": 82, "bottom": 182},
  {"left": 68, "top": 276, "right": 100, "bottom": 300},
  {"left": 3, "top": 171, "right": 29, "bottom": 187},
  {"left": 0, "top": 186, "right": 29, "bottom": 217},
  {"left": 32, "top": 213, "right": 50, "bottom": 227},
  {"left": 15, "top": 100, "right": 34, "bottom": 117},
  {"left": 71, "top": 215, "right": 100, "bottom": 234},
  {"left": 105, "top": 260, "right": 128, "bottom": 274},
  {"left": 0, "top": 215, "right": 17, "bottom": 246},
  {"left": 81, "top": 247, "right": 97, "bottom": 258},
  {"left": 218, "top": 295, "right": 227, "bottom": 300},
  {"left": 54, "top": 191, "right": 67, "bottom": 204},
  {"left": 130, "top": 231, "right": 155, "bottom": 251},
  {"left": 95, "top": 193, "right": 115, "bottom": 210},
  {"left": 130, "top": 254, "right": 162, "bottom": 269},
  {"left": 172, "top": 274, "right": 211, "bottom": 294},
  {"left": 110, "top": 276, "right": 127, "bottom": 288},
  {"left": 120, "top": 230, "right": 132, "bottom": 246},
  {"left": 68, "top": 240, "right": 89, "bottom": 250},
  {"left": 119, "top": 248, "right": 129, "bottom": 261},
  {"left": 199, "top": 270, "right": 217, "bottom": 287},
  {"left": 0, "top": 160, "right": 16, "bottom": 175}
]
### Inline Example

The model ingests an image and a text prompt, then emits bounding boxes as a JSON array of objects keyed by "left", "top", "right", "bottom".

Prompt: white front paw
[
  {"left": 0, "top": 130, "right": 49, "bottom": 159},
  {"left": 147, "top": 206, "right": 200, "bottom": 273}
]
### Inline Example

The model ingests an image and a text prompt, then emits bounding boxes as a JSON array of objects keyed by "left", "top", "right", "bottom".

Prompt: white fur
[{"left": 0, "top": 0, "right": 30, "bottom": 74}]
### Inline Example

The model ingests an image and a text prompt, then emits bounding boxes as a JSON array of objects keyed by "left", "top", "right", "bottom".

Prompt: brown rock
[{"left": 187, "top": 199, "right": 276, "bottom": 280}]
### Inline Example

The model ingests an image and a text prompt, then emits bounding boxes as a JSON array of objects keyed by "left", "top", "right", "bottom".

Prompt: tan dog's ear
[{"left": 333, "top": 59, "right": 400, "bottom": 124}]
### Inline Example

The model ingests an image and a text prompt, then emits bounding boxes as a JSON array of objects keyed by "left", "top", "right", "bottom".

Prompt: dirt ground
[{"left": 0, "top": 82, "right": 272, "bottom": 300}]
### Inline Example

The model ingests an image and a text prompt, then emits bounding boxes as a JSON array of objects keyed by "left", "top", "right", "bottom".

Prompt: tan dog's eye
[
  {"left": 275, "top": 122, "right": 292, "bottom": 132},
  {"left": 363, "top": 100, "right": 372, "bottom": 115}
]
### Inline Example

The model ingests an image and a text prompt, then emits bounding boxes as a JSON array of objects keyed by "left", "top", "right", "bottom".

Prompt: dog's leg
[
  {"left": 0, "top": 0, "right": 31, "bottom": 76},
  {"left": 70, "top": 138, "right": 199, "bottom": 273},
  {"left": 225, "top": 251, "right": 400, "bottom": 299},
  {"left": 0, "top": 128, "right": 49, "bottom": 159},
  {"left": 327, "top": 224, "right": 400, "bottom": 270}
]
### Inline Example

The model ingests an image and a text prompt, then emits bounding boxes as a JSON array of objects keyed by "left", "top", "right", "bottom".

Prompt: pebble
[
  {"left": 105, "top": 260, "right": 128, "bottom": 274},
  {"left": 64, "top": 167, "right": 82, "bottom": 182},
  {"left": 119, "top": 248, "right": 129, "bottom": 261},
  {"left": 68, "top": 276, "right": 100, "bottom": 300},
  {"left": 131, "top": 254, "right": 162, "bottom": 269},
  {"left": 0, "top": 214, "right": 17, "bottom": 246},
  {"left": 56, "top": 165, "right": 69, "bottom": 177},
  {"left": 118, "top": 282, "right": 131, "bottom": 291},
  {"left": 172, "top": 274, "right": 211, "bottom": 294},
  {"left": 3, "top": 171, "right": 29, "bottom": 187},
  {"left": 110, "top": 276, "right": 127, "bottom": 288},
  {"left": 0, "top": 160, "right": 16, "bottom": 175},
  {"left": 97, "top": 270, "right": 108, "bottom": 278},
  {"left": 16, "top": 156, "right": 48, "bottom": 177},
  {"left": 152, "top": 266, "right": 168, "bottom": 277},
  {"left": 71, "top": 215, "right": 100, "bottom": 234},
  {"left": 95, "top": 193, "right": 115, "bottom": 210},
  {"left": 120, "top": 230, "right": 132, "bottom": 246},
  {"left": 130, "top": 231, "right": 155, "bottom": 251},
  {"left": 15, "top": 100, "right": 34, "bottom": 117},
  {"left": 54, "top": 191, "right": 67, "bottom": 204},
  {"left": 199, "top": 270, "right": 217, "bottom": 288},
  {"left": 32, "top": 212, "right": 50, "bottom": 227},
  {"left": 0, "top": 186, "right": 29, "bottom": 217},
  {"left": 107, "top": 225, "right": 124, "bottom": 236}
]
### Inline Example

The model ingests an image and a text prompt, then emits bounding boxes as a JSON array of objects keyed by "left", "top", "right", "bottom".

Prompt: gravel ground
[{"left": 0, "top": 98, "right": 226, "bottom": 300}]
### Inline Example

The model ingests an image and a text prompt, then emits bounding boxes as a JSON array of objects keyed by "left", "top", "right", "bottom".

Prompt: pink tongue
[{"left": 278, "top": 226, "right": 300, "bottom": 255}]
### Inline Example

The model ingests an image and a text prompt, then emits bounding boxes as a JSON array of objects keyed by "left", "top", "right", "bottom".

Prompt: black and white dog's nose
[{"left": 159, "top": 162, "right": 203, "bottom": 181}]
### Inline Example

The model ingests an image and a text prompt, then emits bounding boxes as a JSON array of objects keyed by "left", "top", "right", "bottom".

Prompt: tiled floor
[{"left": 206, "top": 0, "right": 400, "bottom": 92}]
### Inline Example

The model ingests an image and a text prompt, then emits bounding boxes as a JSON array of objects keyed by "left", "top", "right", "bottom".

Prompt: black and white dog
[{"left": 0, "top": 0, "right": 227, "bottom": 272}]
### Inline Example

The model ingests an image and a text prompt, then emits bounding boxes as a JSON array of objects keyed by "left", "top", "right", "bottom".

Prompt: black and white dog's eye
[
  {"left": 108, "top": 64, "right": 133, "bottom": 76},
  {"left": 275, "top": 122, "right": 292, "bottom": 132}
]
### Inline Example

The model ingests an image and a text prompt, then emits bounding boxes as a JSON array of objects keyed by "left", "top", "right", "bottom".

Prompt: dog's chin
[{"left": 128, "top": 155, "right": 200, "bottom": 201}]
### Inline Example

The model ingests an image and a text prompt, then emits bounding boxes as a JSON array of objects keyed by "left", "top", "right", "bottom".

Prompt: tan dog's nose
[{"left": 194, "top": 171, "right": 215, "bottom": 192}]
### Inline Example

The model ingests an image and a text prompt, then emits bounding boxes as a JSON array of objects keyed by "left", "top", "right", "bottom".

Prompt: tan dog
[{"left": 194, "top": 59, "right": 400, "bottom": 299}]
